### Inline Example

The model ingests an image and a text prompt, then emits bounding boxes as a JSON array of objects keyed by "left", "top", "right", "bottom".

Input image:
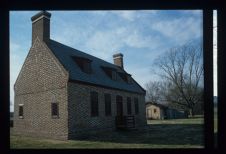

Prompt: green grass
[
  {"left": 10, "top": 117, "right": 204, "bottom": 149},
  {"left": 147, "top": 117, "right": 204, "bottom": 125},
  {"left": 11, "top": 135, "right": 203, "bottom": 149}
]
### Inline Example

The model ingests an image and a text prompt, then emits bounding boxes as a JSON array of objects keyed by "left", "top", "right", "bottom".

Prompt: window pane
[
  {"left": 105, "top": 93, "right": 111, "bottom": 116},
  {"left": 83, "top": 62, "right": 91, "bottom": 73},
  {"left": 52, "top": 103, "right": 59, "bottom": 117},
  {"left": 116, "top": 95, "right": 123, "bottom": 116},
  {"left": 112, "top": 71, "right": 117, "bottom": 80},
  {"left": 134, "top": 98, "right": 139, "bottom": 115},
  {"left": 91, "top": 91, "right": 98, "bottom": 116},
  {"left": 127, "top": 97, "right": 132, "bottom": 115},
  {"left": 19, "top": 106, "right": 23, "bottom": 117},
  {"left": 127, "top": 76, "right": 132, "bottom": 84}
]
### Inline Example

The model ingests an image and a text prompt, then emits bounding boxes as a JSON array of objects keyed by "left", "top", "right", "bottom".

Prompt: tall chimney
[
  {"left": 31, "top": 11, "right": 51, "bottom": 45},
  {"left": 113, "top": 53, "right": 124, "bottom": 68}
]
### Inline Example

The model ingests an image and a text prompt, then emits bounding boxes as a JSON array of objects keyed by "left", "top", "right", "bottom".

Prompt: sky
[{"left": 10, "top": 10, "right": 214, "bottom": 112}]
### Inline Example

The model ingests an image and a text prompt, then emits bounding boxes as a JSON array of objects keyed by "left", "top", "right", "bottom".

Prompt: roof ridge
[
  {"left": 46, "top": 39, "right": 145, "bottom": 94},
  {"left": 48, "top": 39, "right": 122, "bottom": 69}
]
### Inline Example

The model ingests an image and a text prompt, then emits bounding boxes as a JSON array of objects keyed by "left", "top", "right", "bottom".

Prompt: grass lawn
[
  {"left": 10, "top": 117, "right": 204, "bottom": 149},
  {"left": 147, "top": 116, "right": 204, "bottom": 125}
]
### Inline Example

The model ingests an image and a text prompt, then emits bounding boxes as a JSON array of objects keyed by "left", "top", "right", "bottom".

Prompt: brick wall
[
  {"left": 32, "top": 17, "right": 50, "bottom": 44},
  {"left": 68, "top": 82, "right": 146, "bottom": 138},
  {"left": 13, "top": 37, "right": 146, "bottom": 140},
  {"left": 14, "top": 38, "right": 69, "bottom": 140}
]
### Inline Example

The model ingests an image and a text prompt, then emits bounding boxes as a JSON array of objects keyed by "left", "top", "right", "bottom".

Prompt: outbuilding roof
[{"left": 146, "top": 102, "right": 168, "bottom": 109}]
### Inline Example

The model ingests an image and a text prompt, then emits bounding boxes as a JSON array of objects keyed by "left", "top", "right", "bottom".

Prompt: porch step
[{"left": 115, "top": 115, "right": 135, "bottom": 130}]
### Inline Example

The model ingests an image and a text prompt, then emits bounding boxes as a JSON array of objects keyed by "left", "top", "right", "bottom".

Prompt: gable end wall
[{"left": 13, "top": 38, "right": 69, "bottom": 140}]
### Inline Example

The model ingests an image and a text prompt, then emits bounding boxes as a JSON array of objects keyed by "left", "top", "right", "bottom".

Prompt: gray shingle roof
[{"left": 47, "top": 39, "right": 145, "bottom": 94}]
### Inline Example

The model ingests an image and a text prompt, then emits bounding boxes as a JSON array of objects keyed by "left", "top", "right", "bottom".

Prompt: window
[
  {"left": 116, "top": 95, "right": 123, "bottom": 116},
  {"left": 112, "top": 71, "right": 117, "bottom": 80},
  {"left": 82, "top": 61, "right": 92, "bottom": 73},
  {"left": 104, "top": 93, "right": 111, "bottom": 116},
  {"left": 118, "top": 72, "right": 132, "bottom": 84},
  {"left": 51, "top": 102, "right": 59, "bottom": 118},
  {"left": 72, "top": 56, "right": 92, "bottom": 74},
  {"left": 19, "top": 105, "right": 24, "bottom": 119},
  {"left": 91, "top": 91, "right": 98, "bottom": 117},
  {"left": 127, "top": 76, "right": 132, "bottom": 84},
  {"left": 154, "top": 109, "right": 157, "bottom": 113},
  {"left": 127, "top": 97, "right": 132, "bottom": 115},
  {"left": 101, "top": 66, "right": 118, "bottom": 81},
  {"left": 134, "top": 98, "right": 139, "bottom": 115}
]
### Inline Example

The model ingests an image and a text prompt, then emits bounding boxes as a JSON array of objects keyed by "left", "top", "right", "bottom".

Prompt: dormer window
[
  {"left": 72, "top": 56, "right": 92, "bottom": 74},
  {"left": 127, "top": 75, "right": 132, "bottom": 84},
  {"left": 118, "top": 72, "right": 132, "bottom": 84},
  {"left": 101, "top": 66, "right": 117, "bottom": 81},
  {"left": 83, "top": 61, "right": 92, "bottom": 73},
  {"left": 112, "top": 70, "right": 117, "bottom": 80}
]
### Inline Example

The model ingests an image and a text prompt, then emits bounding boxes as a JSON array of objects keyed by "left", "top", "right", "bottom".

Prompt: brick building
[{"left": 13, "top": 11, "right": 146, "bottom": 140}]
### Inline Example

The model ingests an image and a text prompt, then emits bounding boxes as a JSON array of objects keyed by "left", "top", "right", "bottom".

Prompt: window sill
[{"left": 52, "top": 116, "right": 59, "bottom": 119}]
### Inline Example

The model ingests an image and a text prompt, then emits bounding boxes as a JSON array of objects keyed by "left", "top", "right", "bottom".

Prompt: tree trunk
[{"left": 189, "top": 108, "right": 195, "bottom": 117}]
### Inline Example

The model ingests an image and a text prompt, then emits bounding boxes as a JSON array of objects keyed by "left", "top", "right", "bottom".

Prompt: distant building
[
  {"left": 146, "top": 102, "right": 188, "bottom": 120},
  {"left": 146, "top": 103, "right": 167, "bottom": 120},
  {"left": 13, "top": 11, "right": 146, "bottom": 140}
]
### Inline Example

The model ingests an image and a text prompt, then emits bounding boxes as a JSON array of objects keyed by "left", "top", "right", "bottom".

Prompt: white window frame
[{"left": 18, "top": 104, "right": 24, "bottom": 119}]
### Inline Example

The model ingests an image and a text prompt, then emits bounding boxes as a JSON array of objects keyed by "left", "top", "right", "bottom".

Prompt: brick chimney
[
  {"left": 113, "top": 53, "right": 124, "bottom": 68},
  {"left": 31, "top": 11, "right": 51, "bottom": 45}
]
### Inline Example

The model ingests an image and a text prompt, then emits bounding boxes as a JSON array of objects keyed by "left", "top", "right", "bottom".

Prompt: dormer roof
[{"left": 47, "top": 39, "right": 146, "bottom": 94}]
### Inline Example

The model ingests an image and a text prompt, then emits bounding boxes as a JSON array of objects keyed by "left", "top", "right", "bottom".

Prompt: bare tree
[
  {"left": 154, "top": 42, "right": 204, "bottom": 116},
  {"left": 145, "top": 81, "right": 162, "bottom": 103}
]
